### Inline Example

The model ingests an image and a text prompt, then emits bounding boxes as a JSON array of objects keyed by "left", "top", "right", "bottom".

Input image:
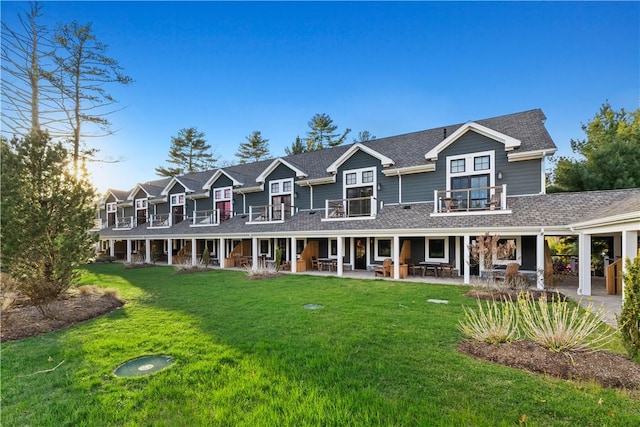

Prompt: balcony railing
[
  {"left": 114, "top": 216, "right": 135, "bottom": 229},
  {"left": 324, "top": 196, "right": 377, "bottom": 219},
  {"left": 248, "top": 204, "right": 294, "bottom": 223},
  {"left": 433, "top": 184, "right": 507, "bottom": 214},
  {"left": 149, "top": 213, "right": 171, "bottom": 228},
  {"left": 191, "top": 209, "right": 230, "bottom": 227}
]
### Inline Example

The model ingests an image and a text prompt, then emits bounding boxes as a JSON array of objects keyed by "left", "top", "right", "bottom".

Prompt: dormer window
[
  {"left": 447, "top": 151, "right": 495, "bottom": 210},
  {"left": 213, "top": 186, "right": 232, "bottom": 221},
  {"left": 106, "top": 202, "right": 117, "bottom": 226},
  {"left": 171, "top": 193, "right": 185, "bottom": 224},
  {"left": 135, "top": 198, "right": 148, "bottom": 225},
  {"left": 270, "top": 178, "right": 293, "bottom": 220},
  {"left": 343, "top": 167, "right": 376, "bottom": 217}
]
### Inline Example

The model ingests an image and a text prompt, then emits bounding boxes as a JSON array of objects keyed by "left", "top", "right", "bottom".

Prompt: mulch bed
[
  {"left": 1, "top": 292, "right": 125, "bottom": 343},
  {"left": 459, "top": 339, "right": 640, "bottom": 390}
]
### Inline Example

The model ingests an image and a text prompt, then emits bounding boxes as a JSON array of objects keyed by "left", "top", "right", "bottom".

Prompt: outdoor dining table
[
  {"left": 317, "top": 258, "right": 337, "bottom": 271},
  {"left": 419, "top": 261, "right": 442, "bottom": 277}
]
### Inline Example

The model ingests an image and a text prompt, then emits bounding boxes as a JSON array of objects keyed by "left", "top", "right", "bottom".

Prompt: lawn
[{"left": 1, "top": 264, "right": 638, "bottom": 426}]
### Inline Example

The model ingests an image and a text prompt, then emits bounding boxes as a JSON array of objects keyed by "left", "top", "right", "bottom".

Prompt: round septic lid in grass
[
  {"left": 303, "top": 303, "right": 324, "bottom": 310},
  {"left": 113, "top": 355, "right": 174, "bottom": 377}
]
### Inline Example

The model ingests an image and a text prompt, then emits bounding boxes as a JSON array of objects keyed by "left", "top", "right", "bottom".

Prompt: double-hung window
[{"left": 447, "top": 151, "right": 494, "bottom": 209}]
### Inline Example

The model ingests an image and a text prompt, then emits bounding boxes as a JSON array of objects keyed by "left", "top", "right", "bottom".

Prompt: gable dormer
[
  {"left": 424, "top": 122, "right": 521, "bottom": 161},
  {"left": 326, "top": 143, "right": 394, "bottom": 175}
]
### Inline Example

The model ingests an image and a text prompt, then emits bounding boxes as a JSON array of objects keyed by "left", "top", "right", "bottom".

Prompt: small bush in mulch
[
  {"left": 123, "top": 262, "right": 157, "bottom": 269},
  {"left": 245, "top": 272, "right": 284, "bottom": 281},
  {"left": 174, "top": 266, "right": 211, "bottom": 275},
  {"left": 459, "top": 339, "right": 640, "bottom": 390}
]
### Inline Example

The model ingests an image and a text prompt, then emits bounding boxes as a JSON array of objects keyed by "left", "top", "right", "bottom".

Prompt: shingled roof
[{"left": 105, "top": 108, "right": 555, "bottom": 195}]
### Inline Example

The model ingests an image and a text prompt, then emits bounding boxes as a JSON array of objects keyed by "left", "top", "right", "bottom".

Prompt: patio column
[
  {"left": 219, "top": 238, "right": 226, "bottom": 269},
  {"left": 109, "top": 239, "right": 115, "bottom": 257},
  {"left": 536, "top": 231, "right": 545, "bottom": 289},
  {"left": 393, "top": 235, "right": 400, "bottom": 280},
  {"left": 126, "top": 239, "right": 132, "bottom": 263},
  {"left": 291, "top": 237, "right": 297, "bottom": 273},
  {"left": 578, "top": 233, "right": 592, "bottom": 295},
  {"left": 622, "top": 230, "right": 639, "bottom": 301},
  {"left": 145, "top": 239, "right": 151, "bottom": 263},
  {"left": 337, "top": 236, "right": 344, "bottom": 277},
  {"left": 167, "top": 239, "right": 173, "bottom": 265},
  {"left": 192, "top": 238, "right": 197, "bottom": 266},
  {"left": 252, "top": 237, "right": 258, "bottom": 268},
  {"left": 463, "top": 235, "right": 471, "bottom": 284}
]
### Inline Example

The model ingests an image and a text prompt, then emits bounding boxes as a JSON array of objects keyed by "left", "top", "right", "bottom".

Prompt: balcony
[
  {"left": 114, "top": 216, "right": 135, "bottom": 230},
  {"left": 247, "top": 204, "right": 294, "bottom": 223},
  {"left": 433, "top": 185, "right": 508, "bottom": 214},
  {"left": 149, "top": 213, "right": 171, "bottom": 228},
  {"left": 323, "top": 196, "right": 377, "bottom": 220},
  {"left": 191, "top": 209, "right": 231, "bottom": 227}
]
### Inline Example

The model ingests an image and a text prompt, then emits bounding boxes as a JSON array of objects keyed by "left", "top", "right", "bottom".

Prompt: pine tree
[
  {"left": 235, "top": 130, "right": 271, "bottom": 164},
  {"left": 285, "top": 135, "right": 306, "bottom": 155},
  {"left": 353, "top": 130, "right": 376, "bottom": 143},
  {"left": 305, "top": 113, "right": 351, "bottom": 151},
  {"left": 156, "top": 127, "right": 217, "bottom": 176},
  {"left": 1, "top": 131, "right": 97, "bottom": 315}
]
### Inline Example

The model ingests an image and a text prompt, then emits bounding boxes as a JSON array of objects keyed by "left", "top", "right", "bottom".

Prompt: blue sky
[{"left": 2, "top": 1, "right": 639, "bottom": 193}]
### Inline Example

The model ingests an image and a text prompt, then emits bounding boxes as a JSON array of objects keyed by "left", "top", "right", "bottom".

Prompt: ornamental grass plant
[
  {"left": 517, "top": 292, "right": 614, "bottom": 352},
  {"left": 458, "top": 296, "right": 519, "bottom": 344}
]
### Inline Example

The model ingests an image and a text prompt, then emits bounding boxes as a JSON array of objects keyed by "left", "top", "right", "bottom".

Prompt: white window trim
[
  {"left": 374, "top": 237, "right": 393, "bottom": 261},
  {"left": 107, "top": 202, "right": 117, "bottom": 213},
  {"left": 259, "top": 239, "right": 271, "bottom": 257},
  {"left": 446, "top": 150, "right": 496, "bottom": 191},
  {"left": 342, "top": 166, "right": 377, "bottom": 200},
  {"left": 492, "top": 237, "right": 522, "bottom": 266},
  {"left": 213, "top": 186, "right": 233, "bottom": 210},
  {"left": 329, "top": 238, "right": 338, "bottom": 258},
  {"left": 135, "top": 198, "right": 148, "bottom": 210},
  {"left": 170, "top": 193, "right": 186, "bottom": 206},
  {"left": 425, "top": 237, "right": 449, "bottom": 262},
  {"left": 269, "top": 178, "right": 294, "bottom": 203}
]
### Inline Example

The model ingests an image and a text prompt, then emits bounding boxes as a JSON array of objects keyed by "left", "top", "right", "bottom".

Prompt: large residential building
[{"left": 96, "top": 109, "right": 640, "bottom": 298}]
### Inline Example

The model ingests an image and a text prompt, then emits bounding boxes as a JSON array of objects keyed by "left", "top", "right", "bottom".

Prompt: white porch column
[
  {"left": 192, "top": 238, "right": 197, "bottom": 265},
  {"left": 350, "top": 238, "right": 355, "bottom": 267},
  {"left": 219, "top": 238, "right": 226, "bottom": 269},
  {"left": 126, "top": 240, "right": 132, "bottom": 263},
  {"left": 252, "top": 237, "right": 258, "bottom": 268},
  {"left": 578, "top": 233, "right": 592, "bottom": 295},
  {"left": 393, "top": 235, "right": 400, "bottom": 280},
  {"left": 145, "top": 239, "right": 151, "bottom": 263},
  {"left": 463, "top": 235, "right": 471, "bottom": 284},
  {"left": 109, "top": 239, "right": 115, "bottom": 257},
  {"left": 291, "top": 237, "right": 297, "bottom": 273},
  {"left": 536, "top": 232, "right": 545, "bottom": 289},
  {"left": 622, "top": 230, "right": 639, "bottom": 300},
  {"left": 167, "top": 239, "right": 173, "bottom": 265},
  {"left": 337, "top": 236, "right": 344, "bottom": 277}
]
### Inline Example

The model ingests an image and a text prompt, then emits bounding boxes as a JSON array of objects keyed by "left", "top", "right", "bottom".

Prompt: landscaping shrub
[
  {"left": 458, "top": 296, "right": 519, "bottom": 344},
  {"left": 517, "top": 292, "right": 613, "bottom": 352},
  {"left": 618, "top": 252, "right": 640, "bottom": 359}
]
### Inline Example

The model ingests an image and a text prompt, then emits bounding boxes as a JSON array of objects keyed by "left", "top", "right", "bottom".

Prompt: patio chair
[
  {"left": 495, "top": 262, "right": 520, "bottom": 281},
  {"left": 487, "top": 193, "right": 501, "bottom": 210},
  {"left": 311, "top": 256, "right": 319, "bottom": 271},
  {"left": 374, "top": 258, "right": 392, "bottom": 277},
  {"left": 441, "top": 261, "right": 456, "bottom": 277}
]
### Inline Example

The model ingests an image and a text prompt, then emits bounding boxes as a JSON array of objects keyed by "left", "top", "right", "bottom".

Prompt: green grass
[{"left": 2, "top": 264, "right": 638, "bottom": 426}]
